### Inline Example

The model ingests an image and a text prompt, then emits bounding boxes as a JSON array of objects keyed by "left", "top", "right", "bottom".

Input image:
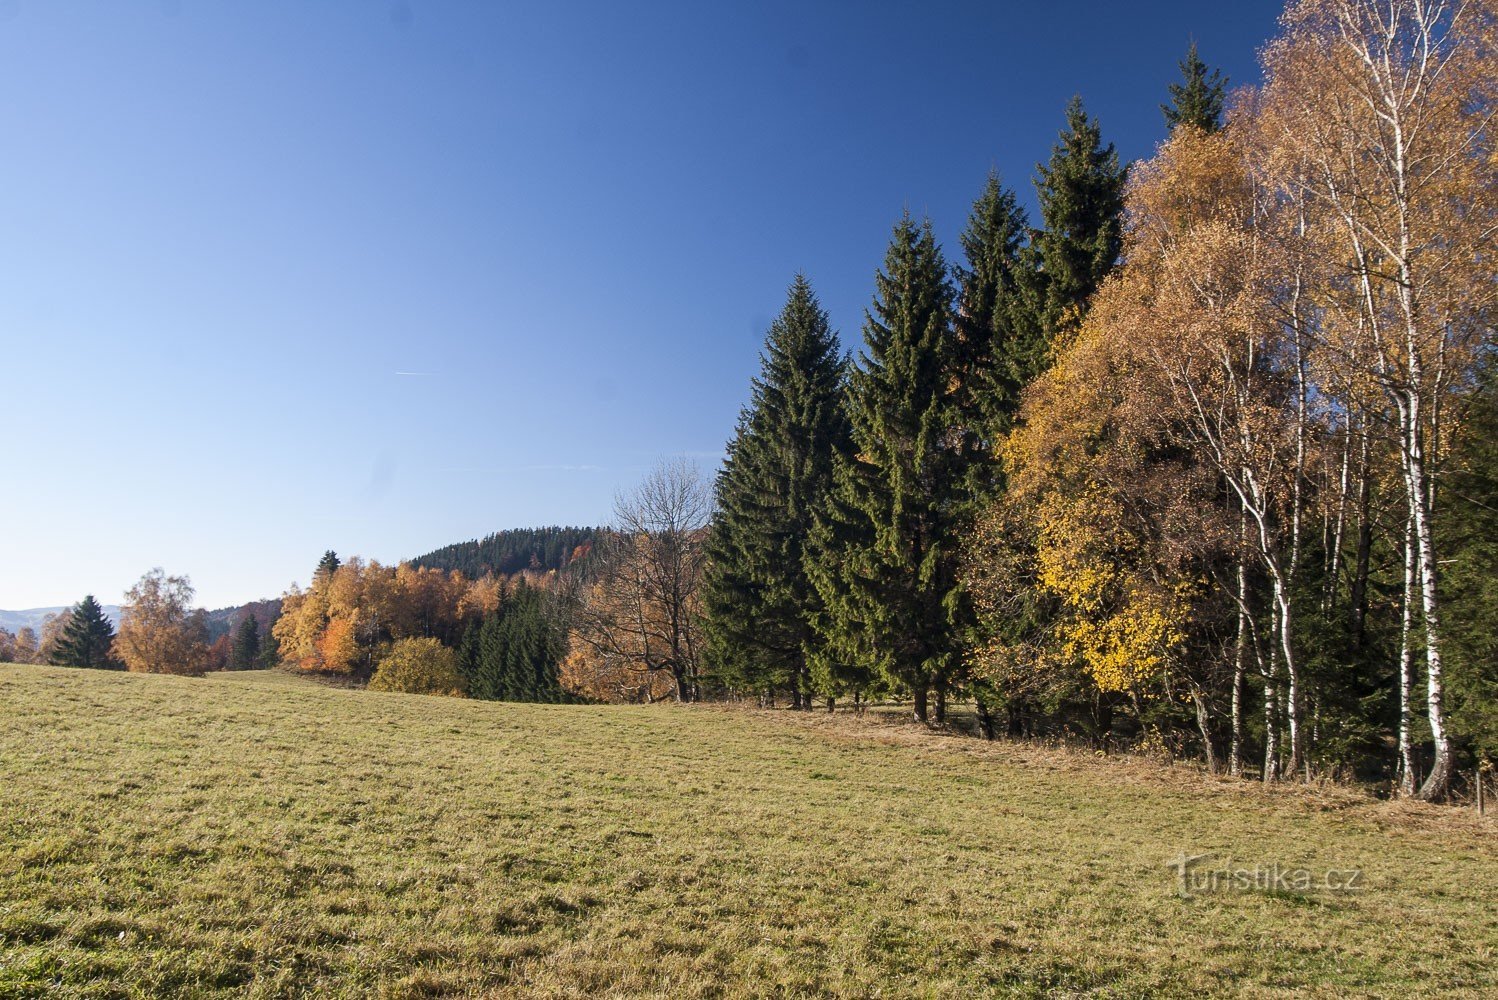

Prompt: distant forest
[{"left": 411, "top": 527, "right": 599, "bottom": 580}]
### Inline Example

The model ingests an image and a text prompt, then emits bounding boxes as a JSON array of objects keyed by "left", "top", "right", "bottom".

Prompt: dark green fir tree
[
  {"left": 230, "top": 614, "right": 261, "bottom": 671},
  {"left": 808, "top": 215, "right": 966, "bottom": 723},
  {"left": 1440, "top": 362, "right": 1498, "bottom": 761},
  {"left": 48, "top": 595, "right": 118, "bottom": 669},
  {"left": 1162, "top": 42, "right": 1228, "bottom": 133},
  {"left": 464, "top": 583, "right": 565, "bottom": 702},
  {"left": 954, "top": 172, "right": 1033, "bottom": 474},
  {"left": 314, "top": 550, "right": 341, "bottom": 583},
  {"left": 1018, "top": 97, "right": 1127, "bottom": 374},
  {"left": 702, "top": 275, "right": 850, "bottom": 707}
]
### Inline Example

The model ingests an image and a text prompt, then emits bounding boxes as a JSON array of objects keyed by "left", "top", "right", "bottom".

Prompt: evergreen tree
[
  {"left": 1021, "top": 97, "right": 1127, "bottom": 372},
  {"left": 230, "top": 615, "right": 261, "bottom": 671},
  {"left": 412, "top": 526, "right": 599, "bottom": 578},
  {"left": 808, "top": 215, "right": 966, "bottom": 723},
  {"left": 315, "top": 550, "right": 341, "bottom": 582},
  {"left": 702, "top": 275, "right": 850, "bottom": 707},
  {"left": 48, "top": 595, "right": 118, "bottom": 669},
  {"left": 958, "top": 103, "right": 1125, "bottom": 738},
  {"left": 952, "top": 174, "right": 1041, "bottom": 734},
  {"left": 465, "top": 583, "right": 565, "bottom": 702},
  {"left": 954, "top": 173, "right": 1033, "bottom": 468},
  {"left": 1440, "top": 363, "right": 1498, "bottom": 761},
  {"left": 256, "top": 619, "right": 282, "bottom": 669},
  {"left": 1162, "top": 42, "right": 1228, "bottom": 133}
]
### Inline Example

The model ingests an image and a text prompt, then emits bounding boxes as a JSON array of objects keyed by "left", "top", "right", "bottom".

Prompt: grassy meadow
[{"left": 0, "top": 663, "right": 1494, "bottom": 998}]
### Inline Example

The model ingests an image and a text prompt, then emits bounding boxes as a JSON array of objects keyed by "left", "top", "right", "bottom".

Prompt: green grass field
[{"left": 0, "top": 664, "right": 1493, "bottom": 998}]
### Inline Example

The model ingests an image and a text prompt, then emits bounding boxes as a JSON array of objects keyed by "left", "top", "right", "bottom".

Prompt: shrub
[{"left": 368, "top": 638, "right": 466, "bottom": 697}]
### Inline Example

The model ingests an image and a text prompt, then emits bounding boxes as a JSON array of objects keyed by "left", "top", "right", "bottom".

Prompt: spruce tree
[
  {"left": 466, "top": 584, "right": 565, "bottom": 702},
  {"left": 702, "top": 275, "right": 850, "bottom": 707},
  {"left": 230, "top": 615, "right": 261, "bottom": 671},
  {"left": 808, "top": 215, "right": 965, "bottom": 723},
  {"left": 954, "top": 173, "right": 1032, "bottom": 472},
  {"left": 952, "top": 175, "right": 1040, "bottom": 733},
  {"left": 1162, "top": 42, "right": 1227, "bottom": 133},
  {"left": 1020, "top": 97, "right": 1127, "bottom": 374},
  {"left": 1440, "top": 363, "right": 1498, "bottom": 760},
  {"left": 48, "top": 595, "right": 118, "bottom": 669},
  {"left": 315, "top": 550, "right": 341, "bottom": 582}
]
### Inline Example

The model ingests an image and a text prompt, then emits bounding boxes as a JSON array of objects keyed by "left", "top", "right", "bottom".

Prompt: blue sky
[{"left": 1, "top": 1, "right": 1282, "bottom": 610}]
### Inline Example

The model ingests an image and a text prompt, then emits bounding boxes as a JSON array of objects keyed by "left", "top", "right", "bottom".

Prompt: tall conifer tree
[
  {"left": 48, "top": 595, "right": 118, "bottom": 669},
  {"left": 808, "top": 216, "right": 965, "bottom": 723},
  {"left": 464, "top": 583, "right": 565, "bottom": 702},
  {"left": 702, "top": 276, "right": 850, "bottom": 707},
  {"left": 315, "top": 550, "right": 341, "bottom": 582},
  {"left": 230, "top": 615, "right": 261, "bottom": 671},
  {"left": 954, "top": 173, "right": 1033, "bottom": 475},
  {"left": 1162, "top": 42, "right": 1228, "bottom": 133},
  {"left": 1019, "top": 97, "right": 1127, "bottom": 374}
]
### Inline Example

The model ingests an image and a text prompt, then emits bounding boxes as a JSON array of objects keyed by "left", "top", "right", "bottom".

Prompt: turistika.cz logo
[{"left": 1165, "top": 853, "right": 1364, "bottom": 899}]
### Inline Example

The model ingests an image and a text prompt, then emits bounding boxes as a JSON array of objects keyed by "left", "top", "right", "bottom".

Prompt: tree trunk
[
  {"left": 1191, "top": 683, "right": 1218, "bottom": 774},
  {"left": 1407, "top": 429, "right": 1453, "bottom": 800},
  {"left": 913, "top": 686, "right": 929, "bottom": 724},
  {"left": 1263, "top": 652, "right": 1280, "bottom": 783},
  {"left": 1272, "top": 575, "right": 1304, "bottom": 779},
  {"left": 933, "top": 684, "right": 947, "bottom": 725},
  {"left": 1397, "top": 506, "right": 1418, "bottom": 797},
  {"left": 1349, "top": 439, "right": 1373, "bottom": 653},
  {"left": 975, "top": 693, "right": 996, "bottom": 741},
  {"left": 1230, "top": 519, "right": 1249, "bottom": 777}
]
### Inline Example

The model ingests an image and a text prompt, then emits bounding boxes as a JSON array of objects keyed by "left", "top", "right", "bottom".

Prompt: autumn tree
[
  {"left": 114, "top": 569, "right": 210, "bottom": 676},
  {"left": 1253, "top": 0, "right": 1497, "bottom": 798},
  {"left": 38, "top": 609, "right": 73, "bottom": 664},
  {"left": 569, "top": 460, "right": 711, "bottom": 702},
  {"left": 559, "top": 642, "right": 677, "bottom": 703},
  {"left": 965, "top": 0, "right": 1495, "bottom": 790},
  {"left": 702, "top": 275, "right": 850, "bottom": 707},
  {"left": 12, "top": 626, "right": 39, "bottom": 664},
  {"left": 369, "top": 637, "right": 466, "bottom": 697}
]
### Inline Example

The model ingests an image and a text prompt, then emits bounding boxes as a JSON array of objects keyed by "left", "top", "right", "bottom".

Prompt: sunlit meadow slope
[{"left": 0, "top": 664, "right": 1493, "bottom": 997}]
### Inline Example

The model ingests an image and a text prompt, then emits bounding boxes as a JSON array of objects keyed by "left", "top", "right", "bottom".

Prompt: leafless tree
[{"left": 568, "top": 458, "right": 713, "bottom": 701}]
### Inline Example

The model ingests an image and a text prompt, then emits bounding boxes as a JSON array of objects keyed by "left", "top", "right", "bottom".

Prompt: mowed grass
[{"left": 0, "top": 665, "right": 1493, "bottom": 998}]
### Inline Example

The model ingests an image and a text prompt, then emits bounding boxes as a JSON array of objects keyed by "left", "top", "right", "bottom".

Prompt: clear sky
[{"left": 0, "top": 1, "right": 1283, "bottom": 610}]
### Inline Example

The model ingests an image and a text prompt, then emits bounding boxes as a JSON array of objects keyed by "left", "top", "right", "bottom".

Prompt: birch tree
[{"left": 1255, "top": 0, "right": 1497, "bottom": 798}]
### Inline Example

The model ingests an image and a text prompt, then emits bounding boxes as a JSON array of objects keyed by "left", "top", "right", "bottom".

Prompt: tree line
[
  {"left": 271, "top": 551, "right": 570, "bottom": 700},
  {"left": 591, "top": 0, "right": 1494, "bottom": 802},
  {"left": 410, "top": 526, "right": 599, "bottom": 580},
  {"left": 2, "top": 578, "right": 275, "bottom": 675}
]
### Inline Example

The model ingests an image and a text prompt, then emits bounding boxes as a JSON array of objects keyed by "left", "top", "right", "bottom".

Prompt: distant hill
[
  {"left": 1, "top": 600, "right": 280, "bottom": 642},
  {"left": 0, "top": 605, "right": 122, "bottom": 634},
  {"left": 410, "top": 526, "right": 601, "bottom": 579}
]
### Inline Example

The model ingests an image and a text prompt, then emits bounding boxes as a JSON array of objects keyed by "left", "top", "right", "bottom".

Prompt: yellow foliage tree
[
  {"left": 114, "top": 569, "right": 210, "bottom": 676},
  {"left": 368, "top": 637, "right": 466, "bottom": 697}
]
